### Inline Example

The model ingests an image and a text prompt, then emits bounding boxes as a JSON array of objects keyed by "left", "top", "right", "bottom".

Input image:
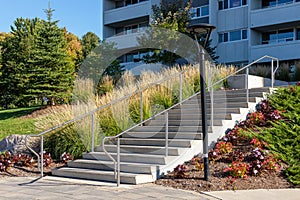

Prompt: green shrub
[
  {"left": 44, "top": 126, "right": 87, "bottom": 160},
  {"left": 251, "top": 85, "right": 300, "bottom": 185}
]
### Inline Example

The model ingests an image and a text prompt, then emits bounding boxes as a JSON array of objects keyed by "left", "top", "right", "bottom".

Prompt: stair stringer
[{"left": 150, "top": 140, "right": 203, "bottom": 180}]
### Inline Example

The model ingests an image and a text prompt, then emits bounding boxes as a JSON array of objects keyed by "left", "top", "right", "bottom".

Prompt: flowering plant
[{"left": 224, "top": 162, "right": 250, "bottom": 179}]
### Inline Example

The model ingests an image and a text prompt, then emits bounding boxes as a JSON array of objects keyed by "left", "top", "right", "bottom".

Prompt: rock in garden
[{"left": 0, "top": 134, "right": 39, "bottom": 154}]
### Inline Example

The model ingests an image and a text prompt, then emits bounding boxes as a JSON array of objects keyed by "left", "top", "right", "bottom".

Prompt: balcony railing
[
  {"left": 262, "top": 0, "right": 297, "bottom": 9},
  {"left": 262, "top": 37, "right": 294, "bottom": 45}
]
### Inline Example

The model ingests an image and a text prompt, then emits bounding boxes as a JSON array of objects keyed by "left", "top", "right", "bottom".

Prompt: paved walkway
[{"left": 0, "top": 176, "right": 299, "bottom": 200}]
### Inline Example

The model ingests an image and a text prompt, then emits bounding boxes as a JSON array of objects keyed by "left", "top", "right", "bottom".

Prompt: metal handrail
[
  {"left": 24, "top": 65, "right": 194, "bottom": 177},
  {"left": 207, "top": 55, "right": 279, "bottom": 127},
  {"left": 101, "top": 55, "right": 279, "bottom": 186},
  {"left": 25, "top": 54, "right": 279, "bottom": 183}
]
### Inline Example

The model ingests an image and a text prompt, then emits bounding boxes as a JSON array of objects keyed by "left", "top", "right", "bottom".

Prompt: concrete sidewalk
[
  {"left": 205, "top": 188, "right": 300, "bottom": 200},
  {"left": 0, "top": 176, "right": 208, "bottom": 200},
  {"left": 0, "top": 176, "right": 299, "bottom": 200}
]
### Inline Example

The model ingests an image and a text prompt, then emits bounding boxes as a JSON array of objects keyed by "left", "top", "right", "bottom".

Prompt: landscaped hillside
[
  {"left": 156, "top": 83, "right": 300, "bottom": 191},
  {"left": 252, "top": 84, "right": 300, "bottom": 185}
]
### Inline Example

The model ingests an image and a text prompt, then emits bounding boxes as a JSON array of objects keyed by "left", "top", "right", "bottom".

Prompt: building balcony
[
  {"left": 250, "top": 2, "right": 300, "bottom": 30},
  {"left": 104, "top": 1, "right": 151, "bottom": 25},
  {"left": 106, "top": 32, "right": 142, "bottom": 50},
  {"left": 250, "top": 40, "right": 300, "bottom": 61}
]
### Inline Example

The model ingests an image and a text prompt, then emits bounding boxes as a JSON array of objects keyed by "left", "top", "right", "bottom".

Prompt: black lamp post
[{"left": 187, "top": 23, "right": 216, "bottom": 181}]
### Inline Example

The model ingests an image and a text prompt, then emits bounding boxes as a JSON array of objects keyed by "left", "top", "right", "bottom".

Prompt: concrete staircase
[{"left": 52, "top": 87, "right": 273, "bottom": 184}]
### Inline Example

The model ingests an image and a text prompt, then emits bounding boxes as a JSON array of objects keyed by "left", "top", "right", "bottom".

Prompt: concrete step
[
  {"left": 154, "top": 113, "right": 232, "bottom": 120},
  {"left": 52, "top": 167, "right": 154, "bottom": 184},
  {"left": 177, "top": 102, "right": 255, "bottom": 109},
  {"left": 67, "top": 159, "right": 156, "bottom": 174},
  {"left": 131, "top": 125, "right": 216, "bottom": 132},
  {"left": 200, "top": 90, "right": 268, "bottom": 97},
  {"left": 145, "top": 119, "right": 224, "bottom": 126},
  {"left": 123, "top": 131, "right": 202, "bottom": 140},
  {"left": 83, "top": 152, "right": 176, "bottom": 165},
  {"left": 96, "top": 145, "right": 186, "bottom": 156},
  {"left": 171, "top": 107, "right": 246, "bottom": 114},
  {"left": 130, "top": 125, "right": 213, "bottom": 132},
  {"left": 117, "top": 138, "right": 194, "bottom": 147},
  {"left": 186, "top": 97, "right": 259, "bottom": 103}
]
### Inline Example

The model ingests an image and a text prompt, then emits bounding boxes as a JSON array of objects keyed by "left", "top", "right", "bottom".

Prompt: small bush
[
  {"left": 224, "top": 162, "right": 250, "bottom": 179},
  {"left": 173, "top": 164, "right": 189, "bottom": 178}
]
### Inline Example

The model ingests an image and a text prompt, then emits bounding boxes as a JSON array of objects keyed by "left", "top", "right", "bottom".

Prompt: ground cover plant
[
  {"left": 156, "top": 84, "right": 300, "bottom": 190},
  {"left": 0, "top": 150, "right": 72, "bottom": 177}
]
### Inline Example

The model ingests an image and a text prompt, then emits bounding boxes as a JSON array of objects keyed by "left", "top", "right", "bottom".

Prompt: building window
[
  {"left": 262, "top": 29, "right": 294, "bottom": 44},
  {"left": 219, "top": 29, "right": 247, "bottom": 43},
  {"left": 242, "top": 29, "right": 247, "bottom": 39},
  {"left": 116, "top": 0, "right": 149, "bottom": 8},
  {"left": 219, "top": 0, "right": 247, "bottom": 10},
  {"left": 262, "top": 0, "right": 293, "bottom": 8},
  {"left": 191, "top": 5, "right": 209, "bottom": 19},
  {"left": 297, "top": 28, "right": 300, "bottom": 40},
  {"left": 116, "top": 22, "right": 149, "bottom": 35}
]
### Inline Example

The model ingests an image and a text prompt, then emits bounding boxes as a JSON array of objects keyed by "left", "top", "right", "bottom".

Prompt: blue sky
[{"left": 1, "top": 0, "right": 102, "bottom": 38}]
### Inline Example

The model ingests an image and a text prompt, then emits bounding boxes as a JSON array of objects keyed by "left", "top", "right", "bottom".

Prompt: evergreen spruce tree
[
  {"left": 0, "top": 6, "right": 75, "bottom": 107},
  {"left": 28, "top": 6, "right": 75, "bottom": 105},
  {"left": 0, "top": 18, "right": 40, "bottom": 106}
]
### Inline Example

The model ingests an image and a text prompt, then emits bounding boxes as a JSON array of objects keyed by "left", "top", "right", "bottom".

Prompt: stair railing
[
  {"left": 25, "top": 65, "right": 196, "bottom": 178},
  {"left": 25, "top": 54, "right": 279, "bottom": 185},
  {"left": 207, "top": 55, "right": 279, "bottom": 127},
  {"left": 102, "top": 55, "right": 279, "bottom": 186}
]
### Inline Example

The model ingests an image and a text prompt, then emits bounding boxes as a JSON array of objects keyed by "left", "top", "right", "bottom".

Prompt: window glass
[
  {"left": 278, "top": 0, "right": 293, "bottom": 5},
  {"left": 201, "top": 6, "right": 209, "bottom": 16},
  {"left": 230, "top": 30, "right": 241, "bottom": 41},
  {"left": 116, "top": 27, "right": 124, "bottom": 35},
  {"left": 242, "top": 29, "right": 247, "bottom": 39},
  {"left": 242, "top": 0, "right": 247, "bottom": 5},
  {"left": 262, "top": 0, "right": 274, "bottom": 7},
  {"left": 224, "top": 32, "right": 228, "bottom": 42},
  {"left": 297, "top": 28, "right": 300, "bottom": 40},
  {"left": 116, "top": 1, "right": 124, "bottom": 8},
  {"left": 231, "top": 0, "right": 241, "bottom": 8},
  {"left": 125, "top": 0, "right": 132, "bottom": 6},
  {"left": 219, "top": 34, "right": 224, "bottom": 43},
  {"left": 278, "top": 29, "right": 293, "bottom": 42},
  {"left": 224, "top": 0, "right": 229, "bottom": 9},
  {"left": 139, "top": 22, "right": 148, "bottom": 32},
  {"left": 269, "top": 32, "right": 277, "bottom": 43},
  {"left": 219, "top": 1, "right": 223, "bottom": 9},
  {"left": 126, "top": 54, "right": 133, "bottom": 62},
  {"left": 196, "top": 8, "right": 201, "bottom": 17}
]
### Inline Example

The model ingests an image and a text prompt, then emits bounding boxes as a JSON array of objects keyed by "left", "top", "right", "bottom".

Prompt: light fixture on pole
[{"left": 187, "top": 23, "right": 216, "bottom": 181}]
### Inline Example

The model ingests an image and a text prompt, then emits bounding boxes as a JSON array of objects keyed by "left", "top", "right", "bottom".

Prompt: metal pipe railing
[
  {"left": 208, "top": 56, "right": 279, "bottom": 143},
  {"left": 165, "top": 112, "right": 169, "bottom": 157},
  {"left": 25, "top": 54, "right": 279, "bottom": 186}
]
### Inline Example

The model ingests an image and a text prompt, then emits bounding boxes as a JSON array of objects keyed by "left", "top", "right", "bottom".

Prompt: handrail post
[
  {"left": 208, "top": 65, "right": 213, "bottom": 127},
  {"left": 271, "top": 59, "right": 274, "bottom": 88},
  {"left": 246, "top": 67, "right": 249, "bottom": 102},
  {"left": 117, "top": 138, "right": 120, "bottom": 187},
  {"left": 140, "top": 91, "right": 143, "bottom": 125},
  {"left": 165, "top": 112, "right": 169, "bottom": 157},
  {"left": 91, "top": 113, "right": 95, "bottom": 152},
  {"left": 179, "top": 73, "right": 183, "bottom": 104},
  {"left": 40, "top": 135, "right": 44, "bottom": 177}
]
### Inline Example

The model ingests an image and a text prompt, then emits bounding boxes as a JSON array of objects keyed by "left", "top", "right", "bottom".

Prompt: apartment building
[{"left": 102, "top": 0, "right": 300, "bottom": 66}]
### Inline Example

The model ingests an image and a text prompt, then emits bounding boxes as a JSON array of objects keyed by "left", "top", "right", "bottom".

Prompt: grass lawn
[{"left": 0, "top": 106, "right": 41, "bottom": 141}]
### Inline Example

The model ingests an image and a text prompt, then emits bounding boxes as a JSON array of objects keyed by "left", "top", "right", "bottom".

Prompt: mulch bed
[
  {"left": 0, "top": 162, "right": 65, "bottom": 179},
  {"left": 155, "top": 161, "right": 294, "bottom": 192}
]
